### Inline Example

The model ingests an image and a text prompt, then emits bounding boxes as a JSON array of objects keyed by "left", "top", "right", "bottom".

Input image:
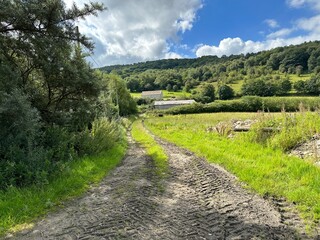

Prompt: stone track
[{"left": 7, "top": 131, "right": 316, "bottom": 240}]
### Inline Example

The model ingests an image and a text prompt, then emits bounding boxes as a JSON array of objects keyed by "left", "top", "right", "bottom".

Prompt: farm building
[
  {"left": 141, "top": 90, "right": 163, "bottom": 99},
  {"left": 154, "top": 100, "right": 196, "bottom": 110}
]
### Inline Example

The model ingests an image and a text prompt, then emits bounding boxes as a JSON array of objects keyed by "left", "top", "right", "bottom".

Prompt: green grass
[
  {"left": 0, "top": 140, "right": 127, "bottom": 236},
  {"left": 131, "top": 120, "right": 168, "bottom": 178},
  {"left": 286, "top": 73, "right": 311, "bottom": 82},
  {"left": 145, "top": 113, "right": 320, "bottom": 225}
]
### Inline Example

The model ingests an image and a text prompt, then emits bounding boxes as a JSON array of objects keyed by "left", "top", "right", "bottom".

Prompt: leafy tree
[
  {"left": 304, "top": 76, "right": 320, "bottom": 95},
  {"left": 241, "top": 79, "right": 276, "bottom": 97},
  {"left": 275, "top": 78, "right": 292, "bottom": 95},
  {"left": 218, "top": 85, "right": 235, "bottom": 100},
  {"left": 294, "top": 80, "right": 306, "bottom": 94},
  {"left": 126, "top": 77, "right": 142, "bottom": 92},
  {"left": 166, "top": 84, "right": 173, "bottom": 91},
  {"left": 0, "top": 0, "right": 113, "bottom": 188},
  {"left": 105, "top": 74, "right": 137, "bottom": 116},
  {"left": 172, "top": 85, "right": 179, "bottom": 92},
  {"left": 266, "top": 53, "right": 281, "bottom": 70},
  {"left": 194, "top": 83, "right": 215, "bottom": 103},
  {"left": 184, "top": 81, "right": 192, "bottom": 93}
]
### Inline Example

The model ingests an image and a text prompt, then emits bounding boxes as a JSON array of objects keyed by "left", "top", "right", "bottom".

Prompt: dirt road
[{"left": 7, "top": 132, "right": 314, "bottom": 239}]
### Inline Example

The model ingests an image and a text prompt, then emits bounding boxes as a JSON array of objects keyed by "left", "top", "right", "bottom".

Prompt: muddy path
[{"left": 6, "top": 130, "right": 317, "bottom": 239}]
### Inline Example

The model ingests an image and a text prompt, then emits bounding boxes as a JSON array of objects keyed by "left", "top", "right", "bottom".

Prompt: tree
[
  {"left": 0, "top": 0, "right": 110, "bottom": 188},
  {"left": 294, "top": 80, "right": 306, "bottom": 94},
  {"left": 105, "top": 74, "right": 137, "bottom": 116},
  {"left": 241, "top": 79, "right": 276, "bottom": 97},
  {"left": 194, "top": 83, "right": 215, "bottom": 103},
  {"left": 0, "top": 0, "right": 105, "bottom": 128},
  {"left": 0, "top": 0, "right": 104, "bottom": 84},
  {"left": 275, "top": 78, "right": 292, "bottom": 95},
  {"left": 304, "top": 76, "right": 320, "bottom": 95},
  {"left": 218, "top": 85, "right": 235, "bottom": 100}
]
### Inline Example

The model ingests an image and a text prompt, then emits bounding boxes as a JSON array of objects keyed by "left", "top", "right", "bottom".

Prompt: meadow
[{"left": 144, "top": 112, "right": 320, "bottom": 227}]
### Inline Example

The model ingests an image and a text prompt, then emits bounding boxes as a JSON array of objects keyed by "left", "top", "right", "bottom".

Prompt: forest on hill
[{"left": 101, "top": 41, "right": 320, "bottom": 100}]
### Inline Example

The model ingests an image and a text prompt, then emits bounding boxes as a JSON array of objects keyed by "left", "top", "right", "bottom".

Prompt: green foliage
[
  {"left": 0, "top": 1, "right": 135, "bottom": 190},
  {"left": 0, "top": 90, "right": 47, "bottom": 188},
  {"left": 218, "top": 84, "right": 235, "bottom": 100},
  {"left": 275, "top": 78, "right": 292, "bottom": 95},
  {"left": 102, "top": 41, "right": 320, "bottom": 98},
  {"left": 248, "top": 111, "right": 320, "bottom": 151},
  {"left": 294, "top": 80, "right": 306, "bottom": 93},
  {"left": 304, "top": 75, "right": 320, "bottom": 95},
  {"left": 193, "top": 83, "right": 215, "bottom": 103},
  {"left": 0, "top": 141, "right": 126, "bottom": 236},
  {"left": 105, "top": 74, "right": 137, "bottom": 116},
  {"left": 241, "top": 78, "right": 277, "bottom": 96},
  {"left": 91, "top": 119, "right": 117, "bottom": 148},
  {"left": 163, "top": 96, "right": 320, "bottom": 115}
]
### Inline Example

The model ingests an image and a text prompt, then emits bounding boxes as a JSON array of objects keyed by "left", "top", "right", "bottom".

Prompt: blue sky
[
  {"left": 179, "top": 0, "right": 315, "bottom": 53},
  {"left": 64, "top": 0, "right": 320, "bottom": 66}
]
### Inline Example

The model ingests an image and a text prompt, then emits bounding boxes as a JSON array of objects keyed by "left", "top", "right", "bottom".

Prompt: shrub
[
  {"left": 0, "top": 90, "right": 49, "bottom": 188},
  {"left": 193, "top": 83, "right": 215, "bottom": 103},
  {"left": 75, "top": 118, "right": 120, "bottom": 156},
  {"left": 218, "top": 85, "right": 234, "bottom": 100},
  {"left": 162, "top": 96, "right": 320, "bottom": 115}
]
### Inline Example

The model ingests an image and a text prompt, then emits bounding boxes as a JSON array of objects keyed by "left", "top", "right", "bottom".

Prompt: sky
[{"left": 63, "top": 0, "right": 320, "bottom": 67}]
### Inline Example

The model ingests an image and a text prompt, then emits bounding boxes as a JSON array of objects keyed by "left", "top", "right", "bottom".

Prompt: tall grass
[
  {"left": 145, "top": 113, "right": 320, "bottom": 225},
  {"left": 0, "top": 137, "right": 127, "bottom": 236},
  {"left": 247, "top": 110, "right": 320, "bottom": 151}
]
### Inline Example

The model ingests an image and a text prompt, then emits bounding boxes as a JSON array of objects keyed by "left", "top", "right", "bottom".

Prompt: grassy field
[
  {"left": 144, "top": 112, "right": 320, "bottom": 227},
  {"left": 0, "top": 140, "right": 127, "bottom": 236}
]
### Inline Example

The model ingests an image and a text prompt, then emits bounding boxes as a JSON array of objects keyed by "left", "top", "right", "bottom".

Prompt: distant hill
[
  {"left": 100, "top": 41, "right": 320, "bottom": 97},
  {"left": 100, "top": 41, "right": 320, "bottom": 73},
  {"left": 100, "top": 55, "right": 240, "bottom": 73}
]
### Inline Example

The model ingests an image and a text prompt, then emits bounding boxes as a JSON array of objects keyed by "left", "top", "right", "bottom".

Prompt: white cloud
[
  {"left": 287, "top": 0, "right": 320, "bottom": 11},
  {"left": 267, "top": 28, "right": 294, "bottom": 39},
  {"left": 297, "top": 15, "right": 320, "bottom": 33},
  {"left": 196, "top": 0, "right": 320, "bottom": 58},
  {"left": 265, "top": 19, "right": 280, "bottom": 28},
  {"left": 196, "top": 33, "right": 320, "bottom": 57},
  {"left": 64, "top": 0, "right": 202, "bottom": 66}
]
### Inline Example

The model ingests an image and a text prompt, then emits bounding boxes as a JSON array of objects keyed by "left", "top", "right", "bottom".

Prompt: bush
[
  {"left": 162, "top": 96, "right": 320, "bottom": 115},
  {"left": 218, "top": 85, "right": 235, "bottom": 100},
  {"left": 0, "top": 90, "right": 48, "bottom": 188},
  {"left": 75, "top": 118, "right": 120, "bottom": 156},
  {"left": 193, "top": 83, "right": 215, "bottom": 103}
]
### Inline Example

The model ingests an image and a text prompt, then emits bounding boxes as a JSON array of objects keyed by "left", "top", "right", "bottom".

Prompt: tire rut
[{"left": 6, "top": 131, "right": 318, "bottom": 239}]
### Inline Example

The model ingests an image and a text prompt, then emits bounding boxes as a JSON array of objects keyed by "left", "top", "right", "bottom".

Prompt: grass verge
[
  {"left": 0, "top": 139, "right": 127, "bottom": 236},
  {"left": 145, "top": 113, "right": 320, "bottom": 227},
  {"left": 131, "top": 120, "right": 168, "bottom": 179}
]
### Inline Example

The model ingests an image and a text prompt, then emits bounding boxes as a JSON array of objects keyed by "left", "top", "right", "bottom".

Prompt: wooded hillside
[{"left": 100, "top": 41, "right": 320, "bottom": 98}]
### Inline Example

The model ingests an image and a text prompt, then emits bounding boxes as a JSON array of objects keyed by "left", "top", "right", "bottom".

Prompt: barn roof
[
  {"left": 154, "top": 100, "right": 195, "bottom": 106},
  {"left": 141, "top": 90, "right": 163, "bottom": 95}
]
